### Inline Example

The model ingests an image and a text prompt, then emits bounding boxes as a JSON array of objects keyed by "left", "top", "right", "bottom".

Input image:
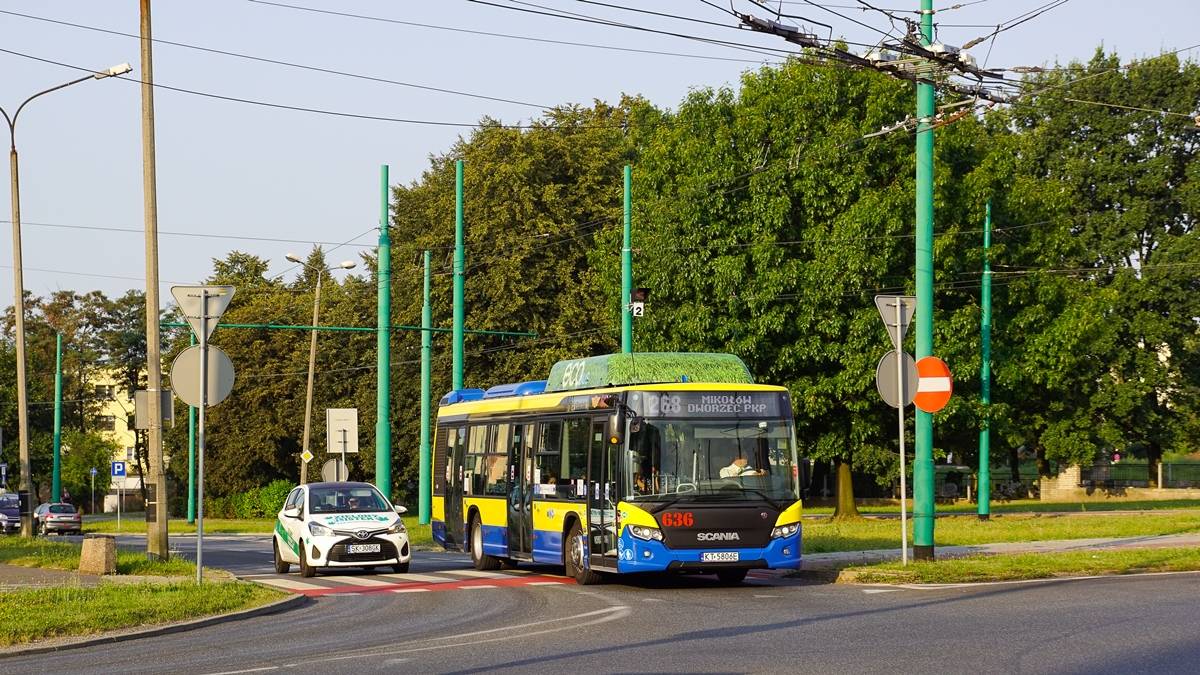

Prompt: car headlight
[
  {"left": 0, "top": 513, "right": 7, "bottom": 521},
  {"left": 308, "top": 521, "right": 334, "bottom": 537},
  {"left": 387, "top": 519, "right": 406, "bottom": 535},
  {"left": 627, "top": 525, "right": 663, "bottom": 541},
  {"left": 771, "top": 522, "right": 800, "bottom": 539}
]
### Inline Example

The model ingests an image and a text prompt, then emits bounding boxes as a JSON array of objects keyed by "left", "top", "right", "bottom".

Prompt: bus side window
[
  {"left": 485, "top": 423, "right": 510, "bottom": 496},
  {"left": 535, "top": 421, "right": 563, "bottom": 498},
  {"left": 563, "top": 418, "right": 590, "bottom": 500},
  {"left": 464, "top": 424, "right": 488, "bottom": 496}
]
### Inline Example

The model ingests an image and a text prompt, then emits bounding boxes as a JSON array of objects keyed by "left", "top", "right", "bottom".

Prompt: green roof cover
[{"left": 545, "top": 353, "right": 754, "bottom": 392}]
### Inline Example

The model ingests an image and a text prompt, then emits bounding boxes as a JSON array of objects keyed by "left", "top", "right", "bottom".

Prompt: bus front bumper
[{"left": 615, "top": 532, "right": 801, "bottom": 573}]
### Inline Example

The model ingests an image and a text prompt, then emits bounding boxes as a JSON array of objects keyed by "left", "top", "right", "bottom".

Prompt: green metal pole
[
  {"left": 51, "top": 333, "right": 62, "bottom": 503},
  {"left": 453, "top": 160, "right": 465, "bottom": 390},
  {"left": 978, "top": 199, "right": 992, "bottom": 520},
  {"left": 419, "top": 250, "right": 432, "bottom": 525},
  {"left": 188, "top": 332, "right": 196, "bottom": 523},
  {"left": 912, "top": 0, "right": 937, "bottom": 561},
  {"left": 376, "top": 165, "right": 392, "bottom": 497},
  {"left": 621, "top": 165, "right": 633, "bottom": 354}
]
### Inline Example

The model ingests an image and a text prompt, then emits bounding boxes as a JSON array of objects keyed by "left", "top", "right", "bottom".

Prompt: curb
[
  {"left": 0, "top": 590, "right": 308, "bottom": 659},
  {"left": 789, "top": 569, "right": 861, "bottom": 583}
]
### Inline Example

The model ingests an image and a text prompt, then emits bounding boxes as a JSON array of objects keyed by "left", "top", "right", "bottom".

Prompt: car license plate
[
  {"left": 702, "top": 552, "right": 739, "bottom": 562},
  {"left": 347, "top": 544, "right": 380, "bottom": 554}
]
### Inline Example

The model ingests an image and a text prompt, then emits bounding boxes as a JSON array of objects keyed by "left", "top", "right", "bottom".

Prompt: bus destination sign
[{"left": 631, "top": 391, "right": 788, "bottom": 418}]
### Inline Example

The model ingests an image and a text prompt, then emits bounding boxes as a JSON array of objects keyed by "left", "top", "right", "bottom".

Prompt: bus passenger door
[
  {"left": 444, "top": 426, "right": 466, "bottom": 550},
  {"left": 508, "top": 423, "right": 535, "bottom": 559},
  {"left": 588, "top": 418, "right": 618, "bottom": 568}
]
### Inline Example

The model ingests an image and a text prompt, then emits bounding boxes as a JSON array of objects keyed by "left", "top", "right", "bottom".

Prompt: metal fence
[{"left": 1079, "top": 463, "right": 1200, "bottom": 489}]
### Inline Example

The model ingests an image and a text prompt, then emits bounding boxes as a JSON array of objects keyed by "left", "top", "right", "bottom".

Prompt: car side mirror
[
  {"left": 282, "top": 507, "right": 302, "bottom": 519},
  {"left": 393, "top": 505, "right": 408, "bottom": 515}
]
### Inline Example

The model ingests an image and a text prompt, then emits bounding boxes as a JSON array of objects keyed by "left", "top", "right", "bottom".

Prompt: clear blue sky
[{"left": 0, "top": 0, "right": 1196, "bottom": 319}]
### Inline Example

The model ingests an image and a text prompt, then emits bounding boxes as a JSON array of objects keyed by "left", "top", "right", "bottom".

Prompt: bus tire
[
  {"left": 470, "top": 517, "right": 501, "bottom": 571},
  {"left": 566, "top": 521, "right": 603, "bottom": 586},
  {"left": 716, "top": 568, "right": 747, "bottom": 584}
]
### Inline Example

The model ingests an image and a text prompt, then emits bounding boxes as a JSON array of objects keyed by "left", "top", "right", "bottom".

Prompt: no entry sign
[{"left": 914, "top": 357, "right": 953, "bottom": 413}]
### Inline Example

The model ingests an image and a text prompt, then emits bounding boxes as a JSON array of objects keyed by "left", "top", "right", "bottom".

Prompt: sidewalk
[
  {"left": 801, "top": 533, "right": 1200, "bottom": 569},
  {"left": 0, "top": 563, "right": 234, "bottom": 591}
]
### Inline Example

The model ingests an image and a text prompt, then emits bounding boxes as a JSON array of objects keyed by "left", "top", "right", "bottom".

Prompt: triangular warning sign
[
  {"left": 874, "top": 295, "right": 917, "bottom": 350},
  {"left": 171, "top": 286, "right": 236, "bottom": 340}
]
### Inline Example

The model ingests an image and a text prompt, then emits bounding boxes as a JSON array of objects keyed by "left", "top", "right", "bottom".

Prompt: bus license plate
[
  {"left": 702, "top": 552, "right": 739, "bottom": 562},
  {"left": 348, "top": 544, "right": 380, "bottom": 554}
]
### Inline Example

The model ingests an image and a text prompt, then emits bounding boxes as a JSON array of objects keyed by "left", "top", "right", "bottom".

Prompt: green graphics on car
[{"left": 545, "top": 353, "right": 754, "bottom": 392}]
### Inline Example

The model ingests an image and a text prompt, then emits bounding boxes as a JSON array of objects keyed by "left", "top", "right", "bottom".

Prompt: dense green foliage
[{"left": 3, "top": 48, "right": 1197, "bottom": 506}]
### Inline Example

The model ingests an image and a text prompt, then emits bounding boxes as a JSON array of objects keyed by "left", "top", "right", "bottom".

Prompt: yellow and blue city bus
[{"left": 432, "top": 352, "right": 808, "bottom": 585}]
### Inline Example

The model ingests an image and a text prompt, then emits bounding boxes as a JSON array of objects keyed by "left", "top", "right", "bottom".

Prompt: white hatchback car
[{"left": 274, "top": 481, "right": 411, "bottom": 577}]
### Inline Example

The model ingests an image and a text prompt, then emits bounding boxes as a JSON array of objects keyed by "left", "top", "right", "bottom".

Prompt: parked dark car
[
  {"left": 33, "top": 502, "right": 82, "bottom": 536},
  {"left": 0, "top": 493, "right": 18, "bottom": 534}
]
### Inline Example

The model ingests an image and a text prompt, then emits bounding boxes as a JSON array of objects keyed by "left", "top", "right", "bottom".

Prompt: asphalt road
[{"left": 16, "top": 535, "right": 1200, "bottom": 674}]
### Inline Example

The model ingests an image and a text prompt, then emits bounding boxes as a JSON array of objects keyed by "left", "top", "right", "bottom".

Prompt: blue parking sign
[{"left": 112, "top": 462, "right": 126, "bottom": 478}]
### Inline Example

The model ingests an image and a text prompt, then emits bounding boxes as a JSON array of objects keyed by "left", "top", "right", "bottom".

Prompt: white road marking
[
  {"left": 321, "top": 576, "right": 398, "bottom": 587},
  {"left": 392, "top": 588, "right": 431, "bottom": 593},
  {"left": 252, "top": 577, "right": 328, "bottom": 591},
  {"left": 376, "top": 573, "right": 454, "bottom": 583},
  {"left": 754, "top": 594, "right": 780, "bottom": 598},
  {"left": 863, "top": 589, "right": 903, "bottom": 594},
  {"left": 201, "top": 668, "right": 278, "bottom": 675},
  {"left": 460, "top": 584, "right": 498, "bottom": 589},
  {"left": 526, "top": 581, "right": 566, "bottom": 586},
  {"left": 440, "top": 570, "right": 511, "bottom": 579}
]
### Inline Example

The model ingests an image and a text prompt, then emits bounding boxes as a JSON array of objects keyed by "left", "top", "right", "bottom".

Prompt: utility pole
[
  {"left": 52, "top": 333, "right": 63, "bottom": 503},
  {"left": 911, "top": 0, "right": 937, "bottom": 561},
  {"left": 621, "top": 165, "right": 633, "bottom": 354},
  {"left": 419, "top": 250, "right": 432, "bottom": 525},
  {"left": 376, "top": 165, "right": 392, "bottom": 497},
  {"left": 188, "top": 332, "right": 196, "bottom": 523},
  {"left": 299, "top": 268, "right": 324, "bottom": 486},
  {"left": 978, "top": 199, "right": 992, "bottom": 521},
  {"left": 452, "top": 160, "right": 465, "bottom": 390},
  {"left": 141, "top": 0, "right": 169, "bottom": 559}
]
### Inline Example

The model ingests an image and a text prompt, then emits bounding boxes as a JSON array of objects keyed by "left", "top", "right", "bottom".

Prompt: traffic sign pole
[
  {"left": 895, "top": 299, "right": 908, "bottom": 566},
  {"left": 197, "top": 288, "right": 208, "bottom": 585},
  {"left": 978, "top": 199, "right": 992, "bottom": 521}
]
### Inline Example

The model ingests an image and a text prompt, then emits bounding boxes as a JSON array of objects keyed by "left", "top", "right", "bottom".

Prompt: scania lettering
[{"left": 432, "top": 352, "right": 810, "bottom": 585}]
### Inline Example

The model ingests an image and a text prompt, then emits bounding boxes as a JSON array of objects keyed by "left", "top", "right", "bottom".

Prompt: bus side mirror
[
  {"left": 799, "top": 458, "right": 812, "bottom": 494},
  {"left": 607, "top": 409, "right": 625, "bottom": 445}
]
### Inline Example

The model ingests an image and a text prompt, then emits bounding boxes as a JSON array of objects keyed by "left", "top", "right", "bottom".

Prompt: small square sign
[{"left": 112, "top": 461, "right": 127, "bottom": 478}]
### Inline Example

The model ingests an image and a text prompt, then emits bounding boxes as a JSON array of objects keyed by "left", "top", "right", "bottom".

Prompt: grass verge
[
  {"left": 801, "top": 511, "right": 1200, "bottom": 554},
  {"left": 842, "top": 546, "right": 1200, "bottom": 584},
  {"left": 83, "top": 515, "right": 435, "bottom": 546},
  {"left": 0, "top": 581, "right": 286, "bottom": 647},
  {"left": 0, "top": 537, "right": 195, "bottom": 576}
]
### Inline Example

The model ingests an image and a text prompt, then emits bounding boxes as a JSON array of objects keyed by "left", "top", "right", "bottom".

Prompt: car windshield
[
  {"left": 625, "top": 418, "right": 799, "bottom": 506},
  {"left": 309, "top": 486, "right": 390, "bottom": 514},
  {"left": 49, "top": 505, "right": 76, "bottom": 514},
  {"left": 0, "top": 495, "right": 16, "bottom": 508}
]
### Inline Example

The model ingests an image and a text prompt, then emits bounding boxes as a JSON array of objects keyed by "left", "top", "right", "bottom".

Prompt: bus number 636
[{"left": 660, "top": 512, "right": 694, "bottom": 527}]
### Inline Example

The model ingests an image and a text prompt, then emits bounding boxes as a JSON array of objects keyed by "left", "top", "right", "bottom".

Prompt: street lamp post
[
  {"left": 1, "top": 63, "right": 131, "bottom": 537},
  {"left": 286, "top": 254, "right": 356, "bottom": 485}
]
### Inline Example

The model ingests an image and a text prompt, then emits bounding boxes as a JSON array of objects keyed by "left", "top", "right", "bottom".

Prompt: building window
[
  {"left": 97, "top": 415, "right": 116, "bottom": 431},
  {"left": 126, "top": 448, "right": 135, "bottom": 462},
  {"left": 95, "top": 385, "right": 115, "bottom": 400}
]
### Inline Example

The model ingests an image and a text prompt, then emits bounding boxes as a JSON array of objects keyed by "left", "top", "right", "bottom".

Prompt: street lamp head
[
  {"left": 95, "top": 63, "right": 133, "bottom": 80},
  {"left": 339, "top": 261, "right": 357, "bottom": 270},
  {"left": 285, "top": 253, "right": 302, "bottom": 264}
]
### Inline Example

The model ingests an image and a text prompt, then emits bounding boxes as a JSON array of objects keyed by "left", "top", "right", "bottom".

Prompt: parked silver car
[{"left": 33, "top": 502, "right": 82, "bottom": 536}]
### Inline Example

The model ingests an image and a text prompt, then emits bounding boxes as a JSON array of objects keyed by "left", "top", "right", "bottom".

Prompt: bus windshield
[{"left": 625, "top": 418, "right": 799, "bottom": 506}]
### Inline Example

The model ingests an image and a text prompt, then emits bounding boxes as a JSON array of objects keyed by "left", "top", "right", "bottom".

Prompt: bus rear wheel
[
  {"left": 470, "top": 518, "right": 501, "bottom": 571},
  {"left": 566, "top": 522, "right": 604, "bottom": 586}
]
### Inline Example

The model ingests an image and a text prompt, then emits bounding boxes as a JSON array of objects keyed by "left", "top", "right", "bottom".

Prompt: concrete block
[{"left": 79, "top": 533, "right": 117, "bottom": 575}]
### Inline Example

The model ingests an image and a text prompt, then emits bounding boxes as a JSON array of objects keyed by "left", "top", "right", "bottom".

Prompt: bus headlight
[
  {"left": 771, "top": 522, "right": 799, "bottom": 539},
  {"left": 308, "top": 521, "right": 334, "bottom": 537},
  {"left": 628, "top": 525, "right": 663, "bottom": 541}
]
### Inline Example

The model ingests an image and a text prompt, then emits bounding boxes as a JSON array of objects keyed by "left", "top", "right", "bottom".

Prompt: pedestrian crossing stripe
[{"left": 249, "top": 570, "right": 573, "bottom": 597}]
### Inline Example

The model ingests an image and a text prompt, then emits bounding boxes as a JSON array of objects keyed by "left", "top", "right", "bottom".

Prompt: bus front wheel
[{"left": 566, "top": 522, "right": 604, "bottom": 586}]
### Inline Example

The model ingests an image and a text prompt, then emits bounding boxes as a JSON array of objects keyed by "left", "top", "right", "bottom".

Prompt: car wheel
[
  {"left": 392, "top": 561, "right": 409, "bottom": 574},
  {"left": 38, "top": 521, "right": 47, "bottom": 537},
  {"left": 470, "top": 518, "right": 501, "bottom": 571},
  {"left": 566, "top": 521, "right": 603, "bottom": 586},
  {"left": 273, "top": 537, "right": 291, "bottom": 574},
  {"left": 299, "top": 543, "right": 316, "bottom": 578},
  {"left": 716, "top": 568, "right": 748, "bottom": 584}
]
